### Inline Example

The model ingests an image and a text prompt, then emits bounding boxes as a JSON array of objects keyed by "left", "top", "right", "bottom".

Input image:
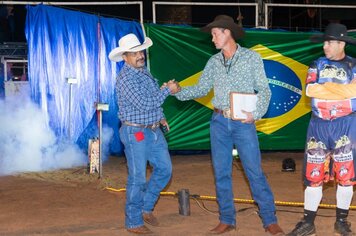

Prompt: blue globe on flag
[{"left": 263, "top": 59, "right": 302, "bottom": 118}]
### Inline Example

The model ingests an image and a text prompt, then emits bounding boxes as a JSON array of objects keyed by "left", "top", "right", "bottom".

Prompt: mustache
[{"left": 136, "top": 58, "right": 144, "bottom": 62}]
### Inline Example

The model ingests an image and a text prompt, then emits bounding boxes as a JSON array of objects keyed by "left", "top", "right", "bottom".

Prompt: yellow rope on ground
[
  {"left": 106, "top": 187, "right": 126, "bottom": 192},
  {"left": 107, "top": 188, "right": 356, "bottom": 210},
  {"left": 159, "top": 192, "right": 177, "bottom": 196}
]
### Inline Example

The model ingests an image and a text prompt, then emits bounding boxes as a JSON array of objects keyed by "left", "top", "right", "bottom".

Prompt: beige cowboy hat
[
  {"left": 200, "top": 15, "right": 245, "bottom": 40},
  {"left": 310, "top": 23, "right": 356, "bottom": 45},
  {"left": 109, "top": 33, "right": 153, "bottom": 62}
]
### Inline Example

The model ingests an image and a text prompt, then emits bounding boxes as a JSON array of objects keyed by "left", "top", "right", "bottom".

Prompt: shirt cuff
[
  {"left": 173, "top": 89, "right": 185, "bottom": 100},
  {"left": 162, "top": 86, "right": 171, "bottom": 97}
]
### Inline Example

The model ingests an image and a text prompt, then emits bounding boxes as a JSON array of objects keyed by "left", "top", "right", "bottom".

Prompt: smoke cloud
[
  {"left": 0, "top": 98, "right": 87, "bottom": 176},
  {"left": 101, "top": 125, "right": 114, "bottom": 162}
]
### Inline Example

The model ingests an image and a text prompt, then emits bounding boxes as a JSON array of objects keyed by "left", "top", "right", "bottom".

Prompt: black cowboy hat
[
  {"left": 310, "top": 23, "right": 356, "bottom": 45},
  {"left": 200, "top": 15, "right": 245, "bottom": 40},
  {"left": 282, "top": 158, "right": 296, "bottom": 172}
]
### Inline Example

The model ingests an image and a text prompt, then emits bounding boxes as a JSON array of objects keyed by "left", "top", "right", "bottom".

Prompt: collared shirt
[
  {"left": 175, "top": 44, "right": 271, "bottom": 120},
  {"left": 116, "top": 63, "right": 170, "bottom": 125}
]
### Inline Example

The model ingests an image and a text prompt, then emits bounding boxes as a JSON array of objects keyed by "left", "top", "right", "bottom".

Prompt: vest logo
[{"left": 320, "top": 64, "right": 347, "bottom": 82}]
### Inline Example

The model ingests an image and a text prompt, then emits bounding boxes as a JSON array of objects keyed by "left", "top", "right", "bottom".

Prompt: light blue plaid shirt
[
  {"left": 175, "top": 44, "right": 271, "bottom": 120},
  {"left": 116, "top": 63, "right": 170, "bottom": 125}
]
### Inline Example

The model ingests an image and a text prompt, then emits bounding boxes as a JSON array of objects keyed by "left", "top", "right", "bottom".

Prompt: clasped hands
[{"left": 161, "top": 79, "right": 181, "bottom": 94}]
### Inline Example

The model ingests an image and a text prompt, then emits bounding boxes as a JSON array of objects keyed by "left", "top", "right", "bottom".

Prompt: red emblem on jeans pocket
[{"left": 134, "top": 131, "right": 144, "bottom": 142}]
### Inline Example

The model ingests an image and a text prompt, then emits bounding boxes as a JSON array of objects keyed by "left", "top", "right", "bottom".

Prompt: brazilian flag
[{"left": 145, "top": 24, "right": 356, "bottom": 150}]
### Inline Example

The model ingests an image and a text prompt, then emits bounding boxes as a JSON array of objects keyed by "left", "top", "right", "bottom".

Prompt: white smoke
[
  {"left": 101, "top": 125, "right": 114, "bottom": 162},
  {"left": 0, "top": 98, "right": 87, "bottom": 176}
]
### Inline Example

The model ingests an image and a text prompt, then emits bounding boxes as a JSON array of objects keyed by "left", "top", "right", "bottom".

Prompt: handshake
[{"left": 161, "top": 79, "right": 181, "bottom": 94}]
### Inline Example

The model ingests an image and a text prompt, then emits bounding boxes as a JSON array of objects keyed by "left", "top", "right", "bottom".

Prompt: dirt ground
[{"left": 1, "top": 152, "right": 356, "bottom": 236}]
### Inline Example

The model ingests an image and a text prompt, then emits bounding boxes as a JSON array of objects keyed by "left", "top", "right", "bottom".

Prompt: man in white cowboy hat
[
  {"left": 109, "top": 33, "right": 180, "bottom": 234},
  {"left": 287, "top": 23, "right": 356, "bottom": 236},
  {"left": 175, "top": 15, "right": 284, "bottom": 235}
]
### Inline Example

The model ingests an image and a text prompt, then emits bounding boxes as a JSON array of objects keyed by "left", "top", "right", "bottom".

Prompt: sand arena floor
[{"left": 0, "top": 152, "right": 355, "bottom": 236}]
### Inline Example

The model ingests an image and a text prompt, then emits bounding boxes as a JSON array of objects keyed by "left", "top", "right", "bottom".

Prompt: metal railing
[
  {"left": 264, "top": 3, "right": 356, "bottom": 29},
  {"left": 2, "top": 1, "right": 355, "bottom": 30},
  {"left": 1, "top": 1, "right": 144, "bottom": 24},
  {"left": 152, "top": 1, "right": 259, "bottom": 28}
]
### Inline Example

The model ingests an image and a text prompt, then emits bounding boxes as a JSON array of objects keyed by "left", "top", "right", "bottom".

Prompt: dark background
[{"left": 0, "top": 0, "right": 355, "bottom": 43}]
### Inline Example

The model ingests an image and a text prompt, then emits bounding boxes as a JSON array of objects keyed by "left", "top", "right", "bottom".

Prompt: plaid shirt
[{"left": 116, "top": 63, "right": 170, "bottom": 125}]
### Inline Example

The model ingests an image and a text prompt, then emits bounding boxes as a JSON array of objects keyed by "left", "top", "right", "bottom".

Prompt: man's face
[
  {"left": 323, "top": 40, "right": 345, "bottom": 60},
  {"left": 211, "top": 27, "right": 231, "bottom": 49},
  {"left": 123, "top": 51, "right": 145, "bottom": 68}
]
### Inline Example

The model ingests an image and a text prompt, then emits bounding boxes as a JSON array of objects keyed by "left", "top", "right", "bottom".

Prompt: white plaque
[{"left": 230, "top": 92, "right": 258, "bottom": 120}]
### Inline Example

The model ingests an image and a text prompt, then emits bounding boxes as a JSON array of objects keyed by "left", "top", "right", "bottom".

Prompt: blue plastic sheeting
[{"left": 25, "top": 5, "right": 144, "bottom": 154}]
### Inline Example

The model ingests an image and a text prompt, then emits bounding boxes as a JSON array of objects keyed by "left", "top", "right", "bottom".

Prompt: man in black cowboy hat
[
  {"left": 175, "top": 15, "right": 284, "bottom": 235},
  {"left": 287, "top": 23, "right": 356, "bottom": 236}
]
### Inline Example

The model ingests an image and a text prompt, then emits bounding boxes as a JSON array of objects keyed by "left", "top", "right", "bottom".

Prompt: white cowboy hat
[{"left": 108, "top": 33, "right": 153, "bottom": 62}]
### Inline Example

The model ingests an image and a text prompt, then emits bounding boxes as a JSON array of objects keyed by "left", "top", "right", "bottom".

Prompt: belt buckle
[
  {"left": 151, "top": 122, "right": 160, "bottom": 129},
  {"left": 223, "top": 109, "right": 231, "bottom": 119}
]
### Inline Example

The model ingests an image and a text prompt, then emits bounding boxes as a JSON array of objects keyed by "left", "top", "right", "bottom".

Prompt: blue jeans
[
  {"left": 120, "top": 124, "right": 172, "bottom": 229},
  {"left": 210, "top": 113, "right": 277, "bottom": 227}
]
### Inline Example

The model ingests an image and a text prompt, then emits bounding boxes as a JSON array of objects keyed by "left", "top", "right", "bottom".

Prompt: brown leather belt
[
  {"left": 123, "top": 121, "right": 160, "bottom": 129},
  {"left": 213, "top": 108, "right": 224, "bottom": 114},
  {"left": 213, "top": 108, "right": 231, "bottom": 119}
]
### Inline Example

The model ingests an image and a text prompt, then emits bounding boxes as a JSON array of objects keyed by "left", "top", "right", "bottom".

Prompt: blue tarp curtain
[{"left": 25, "top": 5, "right": 144, "bottom": 154}]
